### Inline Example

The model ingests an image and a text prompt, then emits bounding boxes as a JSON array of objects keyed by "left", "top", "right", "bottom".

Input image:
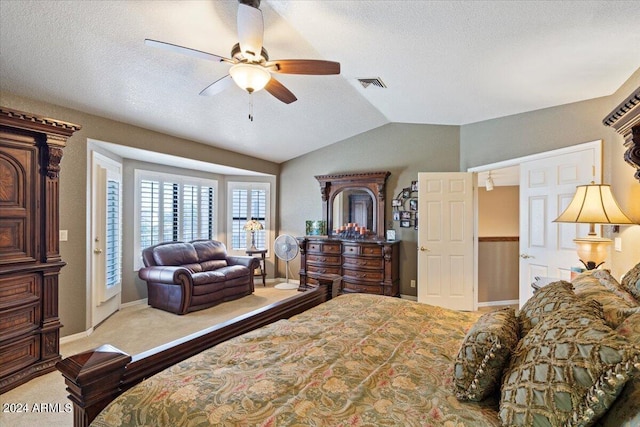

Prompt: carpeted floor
[{"left": 0, "top": 283, "right": 298, "bottom": 427}]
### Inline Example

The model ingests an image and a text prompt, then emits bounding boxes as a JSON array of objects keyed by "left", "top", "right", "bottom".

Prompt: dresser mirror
[{"left": 316, "top": 171, "right": 390, "bottom": 239}]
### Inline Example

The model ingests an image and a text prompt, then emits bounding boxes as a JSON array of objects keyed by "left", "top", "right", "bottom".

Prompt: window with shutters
[
  {"left": 134, "top": 170, "right": 217, "bottom": 269},
  {"left": 227, "top": 182, "right": 270, "bottom": 252}
]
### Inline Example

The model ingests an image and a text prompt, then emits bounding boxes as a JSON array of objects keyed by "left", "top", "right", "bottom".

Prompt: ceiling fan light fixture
[{"left": 229, "top": 63, "right": 270, "bottom": 93}]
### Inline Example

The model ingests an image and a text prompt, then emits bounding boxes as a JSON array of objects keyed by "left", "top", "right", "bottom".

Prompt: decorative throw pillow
[
  {"left": 591, "top": 269, "right": 639, "bottom": 306},
  {"left": 572, "top": 272, "right": 639, "bottom": 328},
  {"left": 453, "top": 307, "right": 520, "bottom": 401},
  {"left": 596, "top": 312, "right": 640, "bottom": 427},
  {"left": 518, "top": 280, "right": 576, "bottom": 337},
  {"left": 500, "top": 304, "right": 638, "bottom": 427},
  {"left": 621, "top": 262, "right": 640, "bottom": 301}
]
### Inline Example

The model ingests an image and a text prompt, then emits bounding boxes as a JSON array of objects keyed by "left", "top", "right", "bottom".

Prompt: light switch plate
[
  {"left": 614, "top": 237, "right": 622, "bottom": 252},
  {"left": 59, "top": 230, "right": 68, "bottom": 242}
]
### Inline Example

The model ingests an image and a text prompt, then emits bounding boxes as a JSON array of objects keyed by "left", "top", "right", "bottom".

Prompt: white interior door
[
  {"left": 518, "top": 143, "right": 601, "bottom": 306},
  {"left": 417, "top": 172, "right": 476, "bottom": 311},
  {"left": 91, "top": 152, "right": 122, "bottom": 327}
]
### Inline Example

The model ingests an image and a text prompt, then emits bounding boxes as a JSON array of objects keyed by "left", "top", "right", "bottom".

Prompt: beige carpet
[{"left": 0, "top": 284, "right": 298, "bottom": 427}]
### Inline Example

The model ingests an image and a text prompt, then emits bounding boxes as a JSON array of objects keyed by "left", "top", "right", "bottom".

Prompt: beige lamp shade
[
  {"left": 554, "top": 183, "right": 634, "bottom": 228},
  {"left": 554, "top": 183, "right": 634, "bottom": 270}
]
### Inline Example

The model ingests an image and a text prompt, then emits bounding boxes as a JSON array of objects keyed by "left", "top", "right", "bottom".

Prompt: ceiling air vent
[{"left": 357, "top": 77, "right": 387, "bottom": 89}]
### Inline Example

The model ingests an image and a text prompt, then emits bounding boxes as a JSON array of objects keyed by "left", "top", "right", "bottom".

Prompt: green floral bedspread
[{"left": 92, "top": 294, "right": 501, "bottom": 426}]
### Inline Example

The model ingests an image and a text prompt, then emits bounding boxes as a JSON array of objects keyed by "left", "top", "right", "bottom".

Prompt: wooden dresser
[
  {"left": 0, "top": 107, "right": 81, "bottom": 393},
  {"left": 298, "top": 237, "right": 400, "bottom": 296}
]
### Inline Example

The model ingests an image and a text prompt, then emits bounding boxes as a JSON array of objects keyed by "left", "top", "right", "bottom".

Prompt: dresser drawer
[
  {"left": 343, "top": 256, "right": 383, "bottom": 270},
  {"left": 308, "top": 264, "right": 341, "bottom": 275},
  {"left": 0, "top": 274, "right": 39, "bottom": 308},
  {"left": 342, "top": 243, "right": 383, "bottom": 257},
  {"left": 0, "top": 301, "right": 40, "bottom": 342},
  {"left": 0, "top": 334, "right": 40, "bottom": 378},
  {"left": 342, "top": 280, "right": 384, "bottom": 295},
  {"left": 343, "top": 268, "right": 384, "bottom": 282},
  {"left": 307, "top": 253, "right": 341, "bottom": 265},
  {"left": 307, "top": 242, "right": 341, "bottom": 254}
]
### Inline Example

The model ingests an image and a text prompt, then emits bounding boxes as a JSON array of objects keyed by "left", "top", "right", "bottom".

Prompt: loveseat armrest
[
  {"left": 226, "top": 256, "right": 260, "bottom": 270},
  {"left": 138, "top": 266, "right": 193, "bottom": 285}
]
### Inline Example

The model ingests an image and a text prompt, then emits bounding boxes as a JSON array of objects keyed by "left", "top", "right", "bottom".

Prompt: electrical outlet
[{"left": 410, "top": 279, "right": 416, "bottom": 288}]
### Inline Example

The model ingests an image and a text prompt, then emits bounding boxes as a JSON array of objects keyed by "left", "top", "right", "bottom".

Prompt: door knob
[
  {"left": 420, "top": 246, "right": 430, "bottom": 252},
  {"left": 520, "top": 253, "right": 533, "bottom": 259},
  {"left": 94, "top": 248, "right": 103, "bottom": 254}
]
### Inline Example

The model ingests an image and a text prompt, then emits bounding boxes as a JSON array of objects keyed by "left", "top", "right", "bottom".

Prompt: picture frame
[
  {"left": 411, "top": 180, "right": 418, "bottom": 192},
  {"left": 400, "top": 220, "right": 411, "bottom": 228},
  {"left": 386, "top": 229, "right": 396, "bottom": 240},
  {"left": 305, "top": 220, "right": 326, "bottom": 236},
  {"left": 392, "top": 199, "right": 402, "bottom": 207},
  {"left": 400, "top": 211, "right": 411, "bottom": 220},
  {"left": 402, "top": 187, "right": 411, "bottom": 198},
  {"left": 393, "top": 211, "right": 400, "bottom": 221},
  {"left": 409, "top": 198, "right": 418, "bottom": 211}
]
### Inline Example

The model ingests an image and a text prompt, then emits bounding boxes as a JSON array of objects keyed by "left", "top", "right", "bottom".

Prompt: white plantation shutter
[
  {"left": 105, "top": 178, "right": 121, "bottom": 288},
  {"left": 135, "top": 171, "right": 218, "bottom": 269},
  {"left": 228, "top": 182, "right": 269, "bottom": 251}
]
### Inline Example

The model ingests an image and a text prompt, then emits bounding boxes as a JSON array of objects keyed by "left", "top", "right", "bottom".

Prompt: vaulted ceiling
[{"left": 1, "top": 1, "right": 639, "bottom": 163}]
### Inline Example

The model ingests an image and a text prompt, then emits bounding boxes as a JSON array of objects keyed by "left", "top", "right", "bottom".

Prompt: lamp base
[
  {"left": 574, "top": 236, "right": 612, "bottom": 271},
  {"left": 579, "top": 260, "right": 605, "bottom": 270}
]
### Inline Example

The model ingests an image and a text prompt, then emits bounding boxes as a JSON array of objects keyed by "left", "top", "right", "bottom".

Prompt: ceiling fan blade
[
  {"left": 237, "top": 3, "right": 264, "bottom": 60},
  {"left": 265, "top": 77, "right": 297, "bottom": 104},
  {"left": 199, "top": 74, "right": 233, "bottom": 96},
  {"left": 266, "top": 59, "right": 340, "bottom": 75},
  {"left": 145, "top": 39, "right": 233, "bottom": 63}
]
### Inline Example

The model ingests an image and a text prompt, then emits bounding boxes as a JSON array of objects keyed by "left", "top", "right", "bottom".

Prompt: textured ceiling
[{"left": 1, "top": 1, "right": 639, "bottom": 163}]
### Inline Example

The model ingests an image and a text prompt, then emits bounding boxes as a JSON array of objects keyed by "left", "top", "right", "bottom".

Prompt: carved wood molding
[
  {"left": 603, "top": 88, "right": 640, "bottom": 182},
  {"left": 0, "top": 107, "right": 82, "bottom": 138}
]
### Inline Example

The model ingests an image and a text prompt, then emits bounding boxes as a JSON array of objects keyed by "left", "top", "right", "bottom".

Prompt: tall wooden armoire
[{"left": 0, "top": 107, "right": 81, "bottom": 393}]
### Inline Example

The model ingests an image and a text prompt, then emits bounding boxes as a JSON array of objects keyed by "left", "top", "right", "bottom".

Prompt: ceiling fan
[{"left": 145, "top": 0, "right": 340, "bottom": 105}]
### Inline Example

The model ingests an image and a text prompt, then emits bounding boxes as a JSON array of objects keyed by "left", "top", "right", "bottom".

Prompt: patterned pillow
[
  {"left": 572, "top": 272, "right": 639, "bottom": 328},
  {"left": 621, "top": 262, "right": 640, "bottom": 301},
  {"left": 591, "top": 269, "right": 639, "bottom": 306},
  {"left": 518, "top": 280, "right": 575, "bottom": 337},
  {"left": 596, "top": 312, "right": 640, "bottom": 427},
  {"left": 453, "top": 307, "right": 520, "bottom": 401},
  {"left": 500, "top": 303, "right": 638, "bottom": 427}
]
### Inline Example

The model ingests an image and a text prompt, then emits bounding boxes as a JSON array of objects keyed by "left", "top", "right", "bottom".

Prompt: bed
[{"left": 57, "top": 269, "right": 640, "bottom": 427}]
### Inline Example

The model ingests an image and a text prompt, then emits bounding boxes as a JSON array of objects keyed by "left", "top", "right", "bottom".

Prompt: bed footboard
[{"left": 57, "top": 276, "right": 339, "bottom": 427}]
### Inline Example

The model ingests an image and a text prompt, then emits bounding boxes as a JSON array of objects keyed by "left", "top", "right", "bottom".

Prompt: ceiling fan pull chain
[{"left": 248, "top": 94, "right": 254, "bottom": 121}]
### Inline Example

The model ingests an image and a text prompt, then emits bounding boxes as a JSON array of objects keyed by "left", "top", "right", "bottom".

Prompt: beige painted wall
[
  {"left": 279, "top": 123, "right": 461, "bottom": 297},
  {"left": 0, "top": 91, "right": 279, "bottom": 336},
  {"left": 461, "top": 68, "right": 640, "bottom": 281},
  {"left": 478, "top": 186, "right": 519, "bottom": 237}
]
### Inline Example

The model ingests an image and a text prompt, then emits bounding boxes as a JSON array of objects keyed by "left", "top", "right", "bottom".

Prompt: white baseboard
[
  {"left": 477, "top": 299, "right": 519, "bottom": 308},
  {"left": 400, "top": 294, "right": 417, "bottom": 301},
  {"left": 120, "top": 298, "right": 148, "bottom": 309},
  {"left": 60, "top": 327, "right": 94, "bottom": 345}
]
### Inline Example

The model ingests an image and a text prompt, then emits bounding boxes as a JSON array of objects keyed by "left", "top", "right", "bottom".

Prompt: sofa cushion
[
  {"left": 153, "top": 243, "right": 199, "bottom": 267},
  {"left": 218, "top": 265, "right": 249, "bottom": 280},
  {"left": 200, "top": 259, "right": 228, "bottom": 271},
  {"left": 572, "top": 272, "right": 639, "bottom": 328},
  {"left": 500, "top": 303, "right": 637, "bottom": 427},
  {"left": 191, "top": 270, "right": 227, "bottom": 286},
  {"left": 517, "top": 280, "right": 576, "bottom": 337},
  {"left": 621, "top": 262, "right": 640, "bottom": 302},
  {"left": 454, "top": 307, "right": 520, "bottom": 401},
  {"left": 192, "top": 240, "right": 228, "bottom": 262}
]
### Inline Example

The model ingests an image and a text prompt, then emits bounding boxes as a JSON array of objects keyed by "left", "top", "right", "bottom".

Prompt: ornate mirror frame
[
  {"left": 603, "top": 87, "right": 640, "bottom": 183},
  {"left": 316, "top": 171, "right": 390, "bottom": 239}
]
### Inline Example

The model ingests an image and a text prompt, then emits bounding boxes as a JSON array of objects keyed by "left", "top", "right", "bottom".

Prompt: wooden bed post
[{"left": 56, "top": 345, "right": 131, "bottom": 427}]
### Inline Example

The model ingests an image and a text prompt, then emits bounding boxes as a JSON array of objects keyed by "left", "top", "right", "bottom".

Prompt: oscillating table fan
[{"left": 273, "top": 234, "right": 299, "bottom": 290}]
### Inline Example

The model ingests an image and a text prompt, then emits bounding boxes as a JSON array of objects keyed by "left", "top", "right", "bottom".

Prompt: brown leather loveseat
[{"left": 139, "top": 239, "right": 260, "bottom": 314}]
